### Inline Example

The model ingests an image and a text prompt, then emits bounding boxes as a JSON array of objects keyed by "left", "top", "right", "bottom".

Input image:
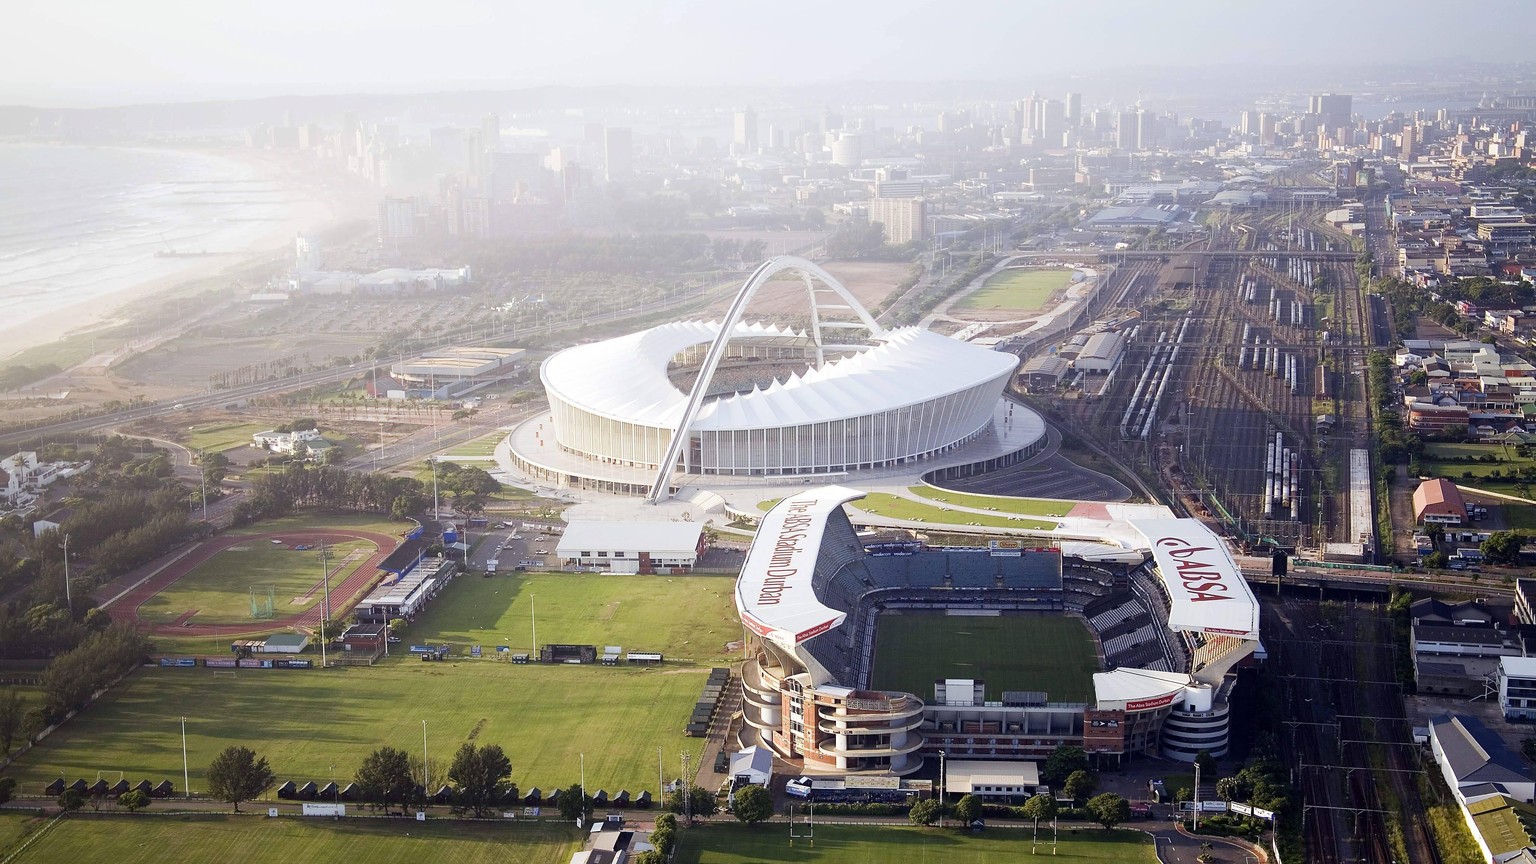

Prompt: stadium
[
  {"left": 735, "top": 486, "right": 1259, "bottom": 776},
  {"left": 506, "top": 257, "right": 1042, "bottom": 501}
]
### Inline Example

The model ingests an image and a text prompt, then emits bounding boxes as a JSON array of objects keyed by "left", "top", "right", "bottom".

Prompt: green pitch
[
  {"left": 12, "top": 814, "right": 579, "bottom": 864},
  {"left": 137, "top": 540, "right": 376, "bottom": 625},
  {"left": 676, "top": 823, "right": 1155, "bottom": 863},
  {"left": 955, "top": 268, "right": 1073, "bottom": 312},
  {"left": 870, "top": 613, "right": 1098, "bottom": 702},
  {"left": 407, "top": 572, "right": 742, "bottom": 666},
  {"left": 6, "top": 662, "right": 708, "bottom": 799}
]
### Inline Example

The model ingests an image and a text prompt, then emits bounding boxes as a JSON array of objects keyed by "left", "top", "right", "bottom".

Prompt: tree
[
  {"left": 1524, "top": 737, "right": 1536, "bottom": 764},
  {"left": 1021, "top": 794, "right": 1057, "bottom": 831},
  {"left": 1042, "top": 745, "right": 1089, "bottom": 786},
  {"left": 1086, "top": 792, "right": 1131, "bottom": 830},
  {"left": 952, "top": 793, "right": 982, "bottom": 825},
  {"left": 0, "top": 778, "right": 15, "bottom": 808},
  {"left": 666, "top": 784, "right": 718, "bottom": 824},
  {"left": 1194, "top": 750, "right": 1217, "bottom": 777},
  {"left": 1482, "top": 531, "right": 1525, "bottom": 566},
  {"left": 732, "top": 784, "right": 773, "bottom": 824},
  {"left": 557, "top": 782, "right": 593, "bottom": 823},
  {"left": 355, "top": 746, "right": 416, "bottom": 811},
  {"left": 118, "top": 788, "right": 149, "bottom": 812},
  {"left": 448, "top": 743, "right": 513, "bottom": 818},
  {"left": 57, "top": 788, "right": 83, "bottom": 812},
  {"left": 908, "top": 797, "right": 942, "bottom": 826},
  {"left": 0, "top": 688, "right": 23, "bottom": 754},
  {"left": 1424, "top": 550, "right": 1449, "bottom": 569},
  {"left": 1064, "top": 769, "right": 1097, "bottom": 803},
  {"left": 1175, "top": 785, "right": 1193, "bottom": 804},
  {"left": 206, "top": 745, "right": 275, "bottom": 812}
]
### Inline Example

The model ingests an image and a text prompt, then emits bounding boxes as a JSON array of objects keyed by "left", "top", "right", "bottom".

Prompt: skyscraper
[
  {"left": 1116, "top": 111, "right": 1137, "bottom": 150},
  {"left": 734, "top": 108, "right": 759, "bottom": 154},
  {"left": 1309, "top": 94, "right": 1353, "bottom": 131},
  {"left": 1040, "top": 99, "right": 1064, "bottom": 147},
  {"left": 1065, "top": 92, "right": 1082, "bottom": 128},
  {"left": 604, "top": 127, "right": 633, "bottom": 182},
  {"left": 1136, "top": 110, "right": 1156, "bottom": 151}
]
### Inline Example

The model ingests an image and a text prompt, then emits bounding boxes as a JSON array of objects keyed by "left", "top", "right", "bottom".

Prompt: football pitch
[
  {"left": 869, "top": 613, "right": 1098, "bottom": 702},
  {"left": 676, "top": 823, "right": 1155, "bottom": 863},
  {"left": 406, "top": 571, "right": 742, "bottom": 666},
  {"left": 954, "top": 269, "right": 1073, "bottom": 312},
  {"left": 7, "top": 661, "right": 709, "bottom": 798},
  {"left": 137, "top": 540, "right": 376, "bottom": 625},
  {"left": 11, "top": 814, "right": 580, "bottom": 864}
]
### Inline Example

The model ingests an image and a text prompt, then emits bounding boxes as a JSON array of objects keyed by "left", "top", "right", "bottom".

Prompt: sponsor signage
[
  {"left": 274, "top": 659, "right": 312, "bottom": 669},
  {"left": 301, "top": 802, "right": 345, "bottom": 817},
  {"left": 988, "top": 540, "right": 1023, "bottom": 557},
  {"left": 470, "top": 645, "right": 482, "bottom": 658},
  {"left": 734, "top": 488, "right": 859, "bottom": 648},
  {"left": 1253, "top": 806, "right": 1275, "bottom": 820},
  {"left": 1201, "top": 800, "right": 1228, "bottom": 812},
  {"left": 1230, "top": 802, "right": 1253, "bottom": 815},
  {"left": 410, "top": 645, "right": 434, "bottom": 654},
  {"left": 1125, "top": 692, "right": 1179, "bottom": 712},
  {"left": 1129, "top": 519, "right": 1259, "bottom": 639},
  {"left": 496, "top": 646, "right": 510, "bottom": 654},
  {"left": 794, "top": 618, "right": 839, "bottom": 644},
  {"left": 204, "top": 657, "right": 237, "bottom": 668}
]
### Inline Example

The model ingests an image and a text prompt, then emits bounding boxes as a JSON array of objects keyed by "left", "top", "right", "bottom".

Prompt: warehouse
[
  {"left": 390, "top": 347, "right": 526, "bottom": 398},
  {"left": 1072, "top": 332, "right": 1125, "bottom": 373},
  {"left": 1413, "top": 478, "right": 1466, "bottom": 526},
  {"left": 555, "top": 521, "right": 705, "bottom": 574}
]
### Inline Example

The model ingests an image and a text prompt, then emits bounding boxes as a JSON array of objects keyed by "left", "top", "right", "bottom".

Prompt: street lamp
[
  {"left": 60, "top": 534, "right": 71, "bottom": 613},
  {"left": 180, "top": 717, "right": 189, "bottom": 799},
  {"left": 938, "top": 750, "right": 947, "bottom": 827}
]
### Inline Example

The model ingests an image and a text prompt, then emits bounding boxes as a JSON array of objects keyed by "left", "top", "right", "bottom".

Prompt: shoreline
[{"left": 0, "top": 144, "right": 374, "bottom": 364}]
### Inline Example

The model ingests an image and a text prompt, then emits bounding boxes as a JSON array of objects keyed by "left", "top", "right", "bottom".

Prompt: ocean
[{"left": 0, "top": 143, "right": 308, "bottom": 341}]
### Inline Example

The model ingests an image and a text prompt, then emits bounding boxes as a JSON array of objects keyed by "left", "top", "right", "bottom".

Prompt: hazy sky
[{"left": 8, "top": 0, "right": 1534, "bottom": 107}]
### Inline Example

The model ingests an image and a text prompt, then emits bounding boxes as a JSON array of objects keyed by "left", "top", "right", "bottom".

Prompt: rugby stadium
[
  {"left": 735, "top": 486, "right": 1260, "bottom": 776},
  {"left": 506, "top": 257, "right": 1044, "bottom": 501}
]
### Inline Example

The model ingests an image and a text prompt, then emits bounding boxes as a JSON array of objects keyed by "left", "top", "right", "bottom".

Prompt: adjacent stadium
[
  {"left": 736, "top": 486, "right": 1260, "bottom": 776},
  {"left": 506, "top": 257, "right": 1044, "bottom": 500}
]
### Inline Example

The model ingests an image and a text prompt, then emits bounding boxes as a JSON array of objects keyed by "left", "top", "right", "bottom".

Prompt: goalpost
[
  {"left": 211, "top": 671, "right": 237, "bottom": 680},
  {"left": 249, "top": 585, "right": 276, "bottom": 619},
  {"left": 788, "top": 802, "right": 813, "bottom": 847}
]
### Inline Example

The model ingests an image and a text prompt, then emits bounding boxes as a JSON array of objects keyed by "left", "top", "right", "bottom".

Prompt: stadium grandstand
[
  {"left": 506, "top": 257, "right": 1045, "bottom": 500},
  {"left": 735, "top": 486, "right": 1259, "bottom": 777}
]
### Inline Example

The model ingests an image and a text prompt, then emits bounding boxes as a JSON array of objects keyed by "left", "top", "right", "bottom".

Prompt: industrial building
[
  {"left": 1414, "top": 478, "right": 1467, "bottom": 526},
  {"left": 1072, "top": 332, "right": 1125, "bottom": 372},
  {"left": 554, "top": 521, "right": 705, "bottom": 573}
]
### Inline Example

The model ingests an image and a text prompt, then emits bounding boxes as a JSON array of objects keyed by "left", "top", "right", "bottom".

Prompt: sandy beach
[{"left": 0, "top": 146, "right": 369, "bottom": 362}]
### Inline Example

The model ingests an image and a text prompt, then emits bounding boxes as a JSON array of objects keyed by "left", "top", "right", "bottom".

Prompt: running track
[{"left": 106, "top": 530, "right": 401, "bottom": 637}]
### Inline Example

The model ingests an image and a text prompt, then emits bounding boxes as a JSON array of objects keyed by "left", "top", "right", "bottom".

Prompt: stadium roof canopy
[
  {"left": 734, "top": 486, "right": 865, "bottom": 651},
  {"left": 542, "top": 321, "right": 1018, "bottom": 430},
  {"left": 1092, "top": 668, "right": 1192, "bottom": 710},
  {"left": 1127, "top": 518, "right": 1260, "bottom": 640}
]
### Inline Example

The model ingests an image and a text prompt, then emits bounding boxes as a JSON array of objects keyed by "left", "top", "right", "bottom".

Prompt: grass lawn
[
  {"left": 870, "top": 613, "right": 1098, "bottom": 702},
  {"left": 179, "top": 422, "right": 270, "bottom": 454},
  {"left": 676, "top": 823, "right": 1155, "bottom": 863},
  {"left": 15, "top": 814, "right": 580, "bottom": 864},
  {"left": 7, "top": 662, "right": 708, "bottom": 798},
  {"left": 439, "top": 432, "right": 507, "bottom": 459},
  {"left": 908, "top": 486, "right": 1074, "bottom": 517},
  {"left": 955, "top": 269, "right": 1073, "bottom": 313},
  {"left": 137, "top": 540, "right": 375, "bottom": 625},
  {"left": 227, "top": 513, "right": 414, "bottom": 539},
  {"left": 853, "top": 493, "right": 1057, "bottom": 530},
  {"left": 0, "top": 812, "right": 47, "bottom": 859},
  {"left": 757, "top": 499, "right": 782, "bottom": 513},
  {"left": 1503, "top": 505, "right": 1536, "bottom": 530},
  {"left": 407, "top": 572, "right": 741, "bottom": 666},
  {"left": 407, "top": 462, "right": 534, "bottom": 504}
]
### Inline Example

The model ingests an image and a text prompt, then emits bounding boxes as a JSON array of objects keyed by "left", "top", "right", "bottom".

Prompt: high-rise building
[
  {"left": 1066, "top": 92, "right": 1082, "bottom": 128},
  {"left": 734, "top": 108, "right": 759, "bottom": 154},
  {"left": 1258, "top": 113, "right": 1277, "bottom": 146},
  {"left": 1309, "top": 93, "right": 1353, "bottom": 131},
  {"left": 295, "top": 234, "right": 322, "bottom": 271},
  {"left": 377, "top": 197, "right": 424, "bottom": 244},
  {"left": 1116, "top": 111, "right": 1137, "bottom": 150},
  {"left": 1136, "top": 110, "right": 1156, "bottom": 151},
  {"left": 1240, "top": 111, "right": 1256, "bottom": 136},
  {"left": 819, "top": 108, "right": 843, "bottom": 135},
  {"left": 869, "top": 197, "right": 926, "bottom": 245},
  {"left": 491, "top": 151, "right": 546, "bottom": 203},
  {"left": 874, "top": 167, "right": 924, "bottom": 198},
  {"left": 1023, "top": 92, "right": 1042, "bottom": 143},
  {"left": 1040, "top": 99, "right": 1065, "bottom": 147},
  {"left": 603, "top": 126, "right": 633, "bottom": 182},
  {"left": 830, "top": 132, "right": 864, "bottom": 167}
]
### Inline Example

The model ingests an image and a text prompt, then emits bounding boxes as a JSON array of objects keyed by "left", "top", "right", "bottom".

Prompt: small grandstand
[{"left": 736, "top": 486, "right": 1259, "bottom": 776}]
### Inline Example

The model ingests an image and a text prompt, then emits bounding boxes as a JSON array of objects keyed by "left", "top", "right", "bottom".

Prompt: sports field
[
  {"left": 955, "top": 269, "right": 1073, "bottom": 313},
  {"left": 908, "top": 486, "right": 1074, "bottom": 517},
  {"left": 870, "top": 613, "right": 1098, "bottom": 702},
  {"left": 852, "top": 493, "right": 1057, "bottom": 530},
  {"left": 180, "top": 422, "right": 269, "bottom": 454},
  {"left": 7, "top": 662, "right": 708, "bottom": 797},
  {"left": 407, "top": 572, "right": 742, "bottom": 666},
  {"left": 13, "top": 814, "right": 580, "bottom": 864},
  {"left": 676, "top": 823, "right": 1155, "bottom": 863},
  {"left": 137, "top": 540, "right": 375, "bottom": 625}
]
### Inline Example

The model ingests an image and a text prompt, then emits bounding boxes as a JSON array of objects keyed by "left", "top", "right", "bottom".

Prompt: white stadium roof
[
  {"left": 1092, "top": 668, "right": 1192, "bottom": 711},
  {"left": 1127, "top": 518, "right": 1259, "bottom": 640},
  {"left": 555, "top": 521, "right": 702, "bottom": 557},
  {"left": 542, "top": 321, "right": 1018, "bottom": 430},
  {"left": 735, "top": 486, "right": 865, "bottom": 651}
]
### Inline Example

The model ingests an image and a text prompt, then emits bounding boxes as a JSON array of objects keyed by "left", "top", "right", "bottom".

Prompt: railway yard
[{"left": 1044, "top": 203, "right": 1383, "bottom": 552}]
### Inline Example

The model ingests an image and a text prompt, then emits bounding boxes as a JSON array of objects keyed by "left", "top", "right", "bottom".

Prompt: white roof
[
  {"left": 1501, "top": 656, "right": 1536, "bottom": 679},
  {"left": 555, "top": 521, "right": 702, "bottom": 556},
  {"left": 728, "top": 746, "right": 773, "bottom": 781},
  {"left": 1127, "top": 518, "right": 1259, "bottom": 639},
  {"left": 944, "top": 760, "right": 1040, "bottom": 792},
  {"left": 541, "top": 321, "right": 1018, "bottom": 431},
  {"left": 735, "top": 487, "right": 864, "bottom": 651},
  {"left": 1092, "top": 668, "right": 1191, "bottom": 711}
]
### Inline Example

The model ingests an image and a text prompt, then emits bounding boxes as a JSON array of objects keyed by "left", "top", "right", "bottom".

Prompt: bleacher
[
  {"left": 1103, "top": 623, "right": 1157, "bottom": 659},
  {"left": 1087, "top": 597, "right": 1144, "bottom": 632}
]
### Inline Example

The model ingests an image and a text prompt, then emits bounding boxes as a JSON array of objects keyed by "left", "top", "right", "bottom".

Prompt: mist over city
[{"left": 0, "top": 2, "right": 1533, "bottom": 862}]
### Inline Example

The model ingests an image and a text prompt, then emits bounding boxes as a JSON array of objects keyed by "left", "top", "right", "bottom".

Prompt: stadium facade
[
  {"left": 512, "top": 257, "right": 1035, "bottom": 501},
  {"left": 735, "top": 487, "right": 1260, "bottom": 776}
]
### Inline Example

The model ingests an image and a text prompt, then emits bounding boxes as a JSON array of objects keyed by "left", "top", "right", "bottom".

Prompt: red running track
[{"left": 107, "top": 530, "right": 400, "bottom": 637}]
